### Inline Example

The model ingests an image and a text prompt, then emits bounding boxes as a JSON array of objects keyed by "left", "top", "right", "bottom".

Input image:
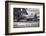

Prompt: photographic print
[
  {"left": 5, "top": 1, "right": 45, "bottom": 35},
  {"left": 13, "top": 8, "right": 40, "bottom": 28}
]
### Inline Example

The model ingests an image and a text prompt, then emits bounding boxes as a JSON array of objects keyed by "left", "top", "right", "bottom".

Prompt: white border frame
[{"left": 8, "top": 2, "right": 43, "bottom": 33}]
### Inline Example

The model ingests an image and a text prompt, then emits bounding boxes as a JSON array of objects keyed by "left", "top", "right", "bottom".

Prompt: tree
[{"left": 34, "top": 14, "right": 37, "bottom": 21}]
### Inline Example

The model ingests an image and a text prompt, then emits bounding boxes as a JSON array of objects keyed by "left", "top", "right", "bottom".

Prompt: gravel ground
[{"left": 13, "top": 21, "right": 39, "bottom": 28}]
